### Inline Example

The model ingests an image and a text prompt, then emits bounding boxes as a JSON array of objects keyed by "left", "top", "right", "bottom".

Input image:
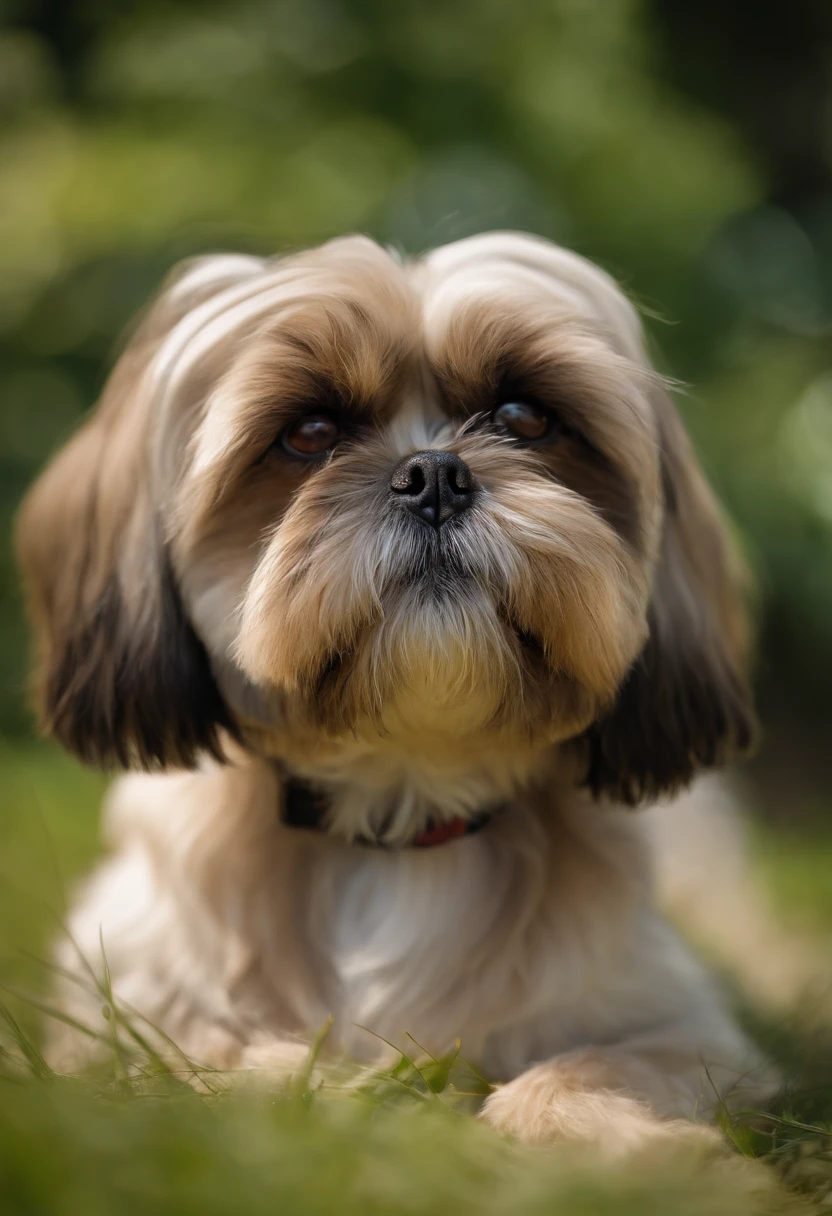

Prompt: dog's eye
[
  {"left": 281, "top": 414, "right": 341, "bottom": 459},
  {"left": 492, "top": 401, "right": 554, "bottom": 442}
]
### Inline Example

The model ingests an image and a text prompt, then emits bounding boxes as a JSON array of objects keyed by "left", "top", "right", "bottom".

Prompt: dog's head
[{"left": 17, "top": 233, "right": 753, "bottom": 807}]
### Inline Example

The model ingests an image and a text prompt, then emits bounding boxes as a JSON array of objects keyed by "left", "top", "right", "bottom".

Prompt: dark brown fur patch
[
  {"left": 42, "top": 555, "right": 238, "bottom": 770},
  {"left": 581, "top": 604, "right": 755, "bottom": 805},
  {"left": 578, "top": 396, "right": 756, "bottom": 805}
]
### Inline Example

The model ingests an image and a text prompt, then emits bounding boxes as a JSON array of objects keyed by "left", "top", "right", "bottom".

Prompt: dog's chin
[
  {"left": 297, "top": 584, "right": 598, "bottom": 749},
  {"left": 385, "top": 525, "right": 552, "bottom": 678}
]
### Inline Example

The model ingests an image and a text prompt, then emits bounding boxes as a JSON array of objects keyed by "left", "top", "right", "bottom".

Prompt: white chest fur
[
  {"left": 310, "top": 806, "right": 647, "bottom": 1069},
  {"left": 321, "top": 836, "right": 516, "bottom": 1055},
  {"left": 87, "top": 768, "right": 682, "bottom": 1081}
]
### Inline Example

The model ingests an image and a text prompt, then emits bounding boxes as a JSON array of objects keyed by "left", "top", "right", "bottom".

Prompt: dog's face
[{"left": 17, "top": 233, "right": 753, "bottom": 807}]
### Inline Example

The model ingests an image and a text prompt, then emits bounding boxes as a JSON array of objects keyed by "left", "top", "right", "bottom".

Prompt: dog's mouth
[
  {"left": 511, "top": 621, "right": 546, "bottom": 658},
  {"left": 397, "top": 519, "right": 473, "bottom": 583},
  {"left": 495, "top": 607, "right": 546, "bottom": 662}
]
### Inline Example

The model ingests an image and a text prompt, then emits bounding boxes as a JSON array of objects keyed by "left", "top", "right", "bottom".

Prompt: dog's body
[
  {"left": 18, "top": 232, "right": 774, "bottom": 1151},
  {"left": 50, "top": 753, "right": 765, "bottom": 1146}
]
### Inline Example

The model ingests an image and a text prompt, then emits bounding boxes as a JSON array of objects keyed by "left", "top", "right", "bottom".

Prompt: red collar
[
  {"left": 281, "top": 776, "right": 491, "bottom": 849},
  {"left": 411, "top": 817, "right": 470, "bottom": 847}
]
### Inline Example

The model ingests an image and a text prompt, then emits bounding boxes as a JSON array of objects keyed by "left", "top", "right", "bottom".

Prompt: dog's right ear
[{"left": 15, "top": 255, "right": 262, "bottom": 769}]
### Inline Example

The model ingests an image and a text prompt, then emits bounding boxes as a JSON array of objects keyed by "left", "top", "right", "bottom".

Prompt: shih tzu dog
[{"left": 17, "top": 232, "right": 774, "bottom": 1152}]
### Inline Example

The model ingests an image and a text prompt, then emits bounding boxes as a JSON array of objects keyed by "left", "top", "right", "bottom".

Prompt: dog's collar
[{"left": 281, "top": 775, "right": 492, "bottom": 849}]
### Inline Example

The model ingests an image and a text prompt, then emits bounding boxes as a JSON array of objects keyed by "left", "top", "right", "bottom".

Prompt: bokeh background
[
  {"left": 3, "top": 6, "right": 832, "bottom": 1211},
  {"left": 2, "top": 3, "right": 832, "bottom": 939}
]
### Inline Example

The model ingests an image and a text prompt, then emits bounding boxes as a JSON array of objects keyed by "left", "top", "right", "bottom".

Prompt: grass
[{"left": 2, "top": 740, "right": 832, "bottom": 1213}]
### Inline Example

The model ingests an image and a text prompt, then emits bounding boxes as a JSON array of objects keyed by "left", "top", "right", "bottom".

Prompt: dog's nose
[{"left": 390, "top": 450, "right": 475, "bottom": 528}]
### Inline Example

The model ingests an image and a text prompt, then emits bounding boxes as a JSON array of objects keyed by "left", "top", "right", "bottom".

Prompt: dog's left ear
[
  {"left": 582, "top": 389, "right": 756, "bottom": 805},
  {"left": 15, "top": 257, "right": 254, "bottom": 769}
]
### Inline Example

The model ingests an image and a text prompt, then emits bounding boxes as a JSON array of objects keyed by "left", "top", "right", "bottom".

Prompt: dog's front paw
[{"left": 480, "top": 1063, "right": 723, "bottom": 1159}]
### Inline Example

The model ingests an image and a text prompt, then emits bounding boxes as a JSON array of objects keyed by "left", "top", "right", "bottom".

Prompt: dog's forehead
[
  {"left": 154, "top": 233, "right": 643, "bottom": 409},
  {"left": 416, "top": 233, "right": 646, "bottom": 363}
]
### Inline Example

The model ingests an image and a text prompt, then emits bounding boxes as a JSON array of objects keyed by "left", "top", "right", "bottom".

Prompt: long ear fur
[
  {"left": 15, "top": 257, "right": 253, "bottom": 769},
  {"left": 582, "top": 392, "right": 756, "bottom": 805}
]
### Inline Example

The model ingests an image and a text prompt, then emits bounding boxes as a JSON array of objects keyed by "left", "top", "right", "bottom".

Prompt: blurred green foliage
[
  {"left": 3, "top": 14, "right": 832, "bottom": 1204},
  {"left": 2, "top": 0, "right": 832, "bottom": 790}
]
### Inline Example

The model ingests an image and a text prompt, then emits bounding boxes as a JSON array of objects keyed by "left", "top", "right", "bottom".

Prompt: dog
[{"left": 17, "top": 232, "right": 774, "bottom": 1153}]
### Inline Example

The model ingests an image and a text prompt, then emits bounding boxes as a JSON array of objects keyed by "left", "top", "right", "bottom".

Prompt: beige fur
[{"left": 17, "top": 232, "right": 771, "bottom": 1153}]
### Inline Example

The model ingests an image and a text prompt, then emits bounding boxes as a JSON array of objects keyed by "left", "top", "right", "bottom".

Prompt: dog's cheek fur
[
  {"left": 465, "top": 453, "right": 650, "bottom": 700},
  {"left": 233, "top": 438, "right": 399, "bottom": 696}
]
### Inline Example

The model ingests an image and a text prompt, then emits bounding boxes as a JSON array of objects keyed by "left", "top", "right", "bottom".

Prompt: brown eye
[
  {"left": 281, "top": 414, "right": 341, "bottom": 458},
  {"left": 492, "top": 401, "right": 553, "bottom": 442}
]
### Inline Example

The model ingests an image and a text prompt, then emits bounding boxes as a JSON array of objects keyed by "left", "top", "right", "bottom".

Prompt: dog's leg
[{"left": 480, "top": 1027, "right": 774, "bottom": 1157}]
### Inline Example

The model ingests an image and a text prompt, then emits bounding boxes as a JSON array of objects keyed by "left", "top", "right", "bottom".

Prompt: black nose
[{"left": 390, "top": 450, "right": 475, "bottom": 528}]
